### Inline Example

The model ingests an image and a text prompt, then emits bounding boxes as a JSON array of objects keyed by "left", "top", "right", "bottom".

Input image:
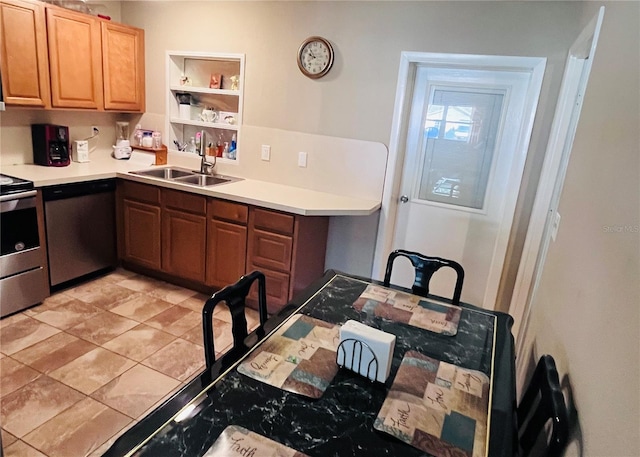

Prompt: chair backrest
[
  {"left": 517, "top": 354, "right": 569, "bottom": 457},
  {"left": 383, "top": 249, "right": 465, "bottom": 305},
  {"left": 202, "top": 270, "right": 268, "bottom": 368}
]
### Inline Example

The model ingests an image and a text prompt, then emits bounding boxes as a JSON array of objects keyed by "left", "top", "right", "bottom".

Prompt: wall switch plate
[
  {"left": 298, "top": 151, "right": 308, "bottom": 168},
  {"left": 551, "top": 211, "right": 561, "bottom": 241},
  {"left": 261, "top": 145, "right": 271, "bottom": 161}
]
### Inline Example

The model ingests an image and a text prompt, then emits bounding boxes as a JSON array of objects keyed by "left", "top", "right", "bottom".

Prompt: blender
[{"left": 113, "top": 121, "right": 132, "bottom": 159}]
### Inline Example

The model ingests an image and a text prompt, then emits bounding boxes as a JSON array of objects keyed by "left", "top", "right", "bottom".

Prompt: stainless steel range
[{"left": 0, "top": 174, "right": 49, "bottom": 318}]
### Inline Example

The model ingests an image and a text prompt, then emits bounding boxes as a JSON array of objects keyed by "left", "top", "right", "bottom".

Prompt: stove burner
[{"left": 0, "top": 173, "right": 34, "bottom": 196}]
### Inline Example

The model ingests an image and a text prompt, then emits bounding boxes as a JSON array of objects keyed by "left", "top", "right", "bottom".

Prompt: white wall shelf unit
[{"left": 166, "top": 51, "right": 245, "bottom": 161}]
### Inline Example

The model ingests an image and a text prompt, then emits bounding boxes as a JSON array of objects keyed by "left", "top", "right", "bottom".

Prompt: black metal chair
[
  {"left": 202, "top": 270, "right": 268, "bottom": 368},
  {"left": 383, "top": 249, "right": 465, "bottom": 305},
  {"left": 517, "top": 355, "right": 569, "bottom": 457}
]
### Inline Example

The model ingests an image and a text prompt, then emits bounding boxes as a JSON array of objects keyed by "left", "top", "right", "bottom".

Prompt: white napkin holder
[{"left": 337, "top": 320, "right": 395, "bottom": 383}]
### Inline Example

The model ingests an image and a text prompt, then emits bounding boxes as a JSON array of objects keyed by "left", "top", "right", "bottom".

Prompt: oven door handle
[{"left": 0, "top": 190, "right": 37, "bottom": 203}]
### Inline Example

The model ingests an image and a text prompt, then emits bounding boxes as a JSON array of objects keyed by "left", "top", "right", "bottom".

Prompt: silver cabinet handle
[{"left": 400, "top": 195, "right": 409, "bottom": 203}]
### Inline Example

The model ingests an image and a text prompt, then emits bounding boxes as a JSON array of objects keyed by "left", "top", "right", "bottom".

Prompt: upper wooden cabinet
[
  {"left": 0, "top": 0, "right": 51, "bottom": 107},
  {"left": 46, "top": 5, "right": 103, "bottom": 109},
  {"left": 102, "top": 21, "right": 145, "bottom": 111},
  {"left": 0, "top": 0, "right": 145, "bottom": 112}
]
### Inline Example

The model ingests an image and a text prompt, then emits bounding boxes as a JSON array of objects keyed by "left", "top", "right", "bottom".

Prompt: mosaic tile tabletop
[
  {"left": 374, "top": 350, "right": 490, "bottom": 457},
  {"left": 203, "top": 425, "right": 309, "bottom": 457},
  {"left": 353, "top": 285, "right": 462, "bottom": 336},
  {"left": 237, "top": 314, "right": 340, "bottom": 399}
]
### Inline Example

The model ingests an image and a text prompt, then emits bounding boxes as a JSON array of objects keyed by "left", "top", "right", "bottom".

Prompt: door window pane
[{"left": 417, "top": 88, "right": 504, "bottom": 209}]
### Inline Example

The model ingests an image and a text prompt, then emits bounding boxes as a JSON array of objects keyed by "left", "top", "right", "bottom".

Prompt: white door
[{"left": 381, "top": 55, "right": 546, "bottom": 309}]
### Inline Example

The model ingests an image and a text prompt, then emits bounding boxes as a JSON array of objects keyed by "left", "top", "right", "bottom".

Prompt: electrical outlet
[
  {"left": 261, "top": 145, "right": 271, "bottom": 161},
  {"left": 298, "top": 151, "right": 308, "bottom": 168},
  {"left": 91, "top": 126, "right": 100, "bottom": 136}
]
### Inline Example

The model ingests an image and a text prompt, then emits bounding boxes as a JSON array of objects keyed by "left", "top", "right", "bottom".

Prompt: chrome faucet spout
[{"left": 198, "top": 129, "right": 216, "bottom": 175}]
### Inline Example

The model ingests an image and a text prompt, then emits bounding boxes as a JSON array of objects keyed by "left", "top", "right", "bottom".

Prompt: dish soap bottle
[
  {"left": 187, "top": 137, "right": 196, "bottom": 153},
  {"left": 228, "top": 134, "right": 237, "bottom": 160}
]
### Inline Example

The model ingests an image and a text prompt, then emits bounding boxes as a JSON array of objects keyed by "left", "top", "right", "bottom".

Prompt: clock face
[{"left": 298, "top": 37, "right": 334, "bottom": 79}]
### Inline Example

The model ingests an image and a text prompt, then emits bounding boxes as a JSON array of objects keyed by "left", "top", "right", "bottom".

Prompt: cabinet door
[
  {"left": 162, "top": 209, "right": 206, "bottom": 283},
  {"left": 206, "top": 220, "right": 247, "bottom": 289},
  {"left": 46, "top": 5, "right": 103, "bottom": 109},
  {"left": 247, "top": 265, "right": 290, "bottom": 314},
  {"left": 122, "top": 199, "right": 161, "bottom": 270},
  {"left": 0, "top": 0, "right": 50, "bottom": 107},
  {"left": 101, "top": 21, "right": 145, "bottom": 112}
]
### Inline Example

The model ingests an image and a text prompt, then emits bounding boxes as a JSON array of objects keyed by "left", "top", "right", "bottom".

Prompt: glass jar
[
  {"left": 141, "top": 131, "right": 153, "bottom": 148},
  {"left": 152, "top": 131, "right": 162, "bottom": 149}
]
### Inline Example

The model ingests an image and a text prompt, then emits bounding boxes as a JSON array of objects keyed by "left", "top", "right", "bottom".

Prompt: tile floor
[{"left": 0, "top": 268, "right": 259, "bottom": 457}]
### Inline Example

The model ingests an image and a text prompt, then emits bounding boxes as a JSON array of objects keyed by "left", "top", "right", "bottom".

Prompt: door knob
[{"left": 400, "top": 195, "right": 409, "bottom": 203}]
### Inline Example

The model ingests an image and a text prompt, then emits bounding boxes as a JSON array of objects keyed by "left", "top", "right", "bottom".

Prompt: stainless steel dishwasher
[{"left": 42, "top": 179, "right": 117, "bottom": 289}]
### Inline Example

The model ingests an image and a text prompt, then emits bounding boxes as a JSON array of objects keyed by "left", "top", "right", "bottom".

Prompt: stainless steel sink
[
  {"left": 174, "top": 174, "right": 233, "bottom": 186},
  {"left": 130, "top": 167, "right": 241, "bottom": 188},
  {"left": 131, "top": 167, "right": 194, "bottom": 179}
]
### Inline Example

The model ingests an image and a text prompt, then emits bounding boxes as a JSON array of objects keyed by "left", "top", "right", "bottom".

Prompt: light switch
[
  {"left": 261, "top": 145, "right": 271, "bottom": 161},
  {"left": 298, "top": 151, "right": 307, "bottom": 168}
]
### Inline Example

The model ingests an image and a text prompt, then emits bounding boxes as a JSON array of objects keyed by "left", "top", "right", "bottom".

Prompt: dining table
[{"left": 103, "top": 269, "right": 517, "bottom": 457}]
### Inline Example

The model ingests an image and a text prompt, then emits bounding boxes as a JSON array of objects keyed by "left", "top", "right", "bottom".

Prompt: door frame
[
  {"left": 511, "top": 7, "right": 605, "bottom": 366},
  {"left": 372, "top": 53, "right": 546, "bottom": 298}
]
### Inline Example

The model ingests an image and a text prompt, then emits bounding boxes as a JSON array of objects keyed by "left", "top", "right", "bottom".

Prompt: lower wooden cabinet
[
  {"left": 206, "top": 200, "right": 248, "bottom": 289},
  {"left": 118, "top": 181, "right": 162, "bottom": 270},
  {"left": 248, "top": 207, "right": 329, "bottom": 314},
  {"left": 161, "top": 189, "right": 207, "bottom": 283},
  {"left": 117, "top": 180, "right": 328, "bottom": 314}
]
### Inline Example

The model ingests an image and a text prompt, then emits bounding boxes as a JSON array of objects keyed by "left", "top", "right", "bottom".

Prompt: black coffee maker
[{"left": 32, "top": 124, "right": 71, "bottom": 167}]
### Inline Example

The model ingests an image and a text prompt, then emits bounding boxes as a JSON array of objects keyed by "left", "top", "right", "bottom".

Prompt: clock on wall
[{"left": 297, "top": 36, "right": 334, "bottom": 79}]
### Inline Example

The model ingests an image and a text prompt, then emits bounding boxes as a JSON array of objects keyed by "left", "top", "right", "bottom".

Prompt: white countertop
[{"left": 1, "top": 156, "right": 380, "bottom": 216}]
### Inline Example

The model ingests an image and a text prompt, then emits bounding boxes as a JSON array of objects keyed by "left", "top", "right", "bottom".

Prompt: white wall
[
  {"left": 520, "top": 2, "right": 640, "bottom": 455},
  {"left": 119, "top": 0, "right": 580, "bottom": 278}
]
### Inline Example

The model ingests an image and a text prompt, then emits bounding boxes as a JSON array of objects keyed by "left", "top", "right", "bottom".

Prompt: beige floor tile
[
  {"left": 142, "top": 339, "right": 205, "bottom": 381},
  {"left": 144, "top": 305, "right": 201, "bottom": 336},
  {"left": 91, "top": 364, "right": 180, "bottom": 418},
  {"left": 0, "top": 317, "right": 61, "bottom": 355},
  {"left": 102, "top": 324, "right": 176, "bottom": 361},
  {"left": 176, "top": 293, "right": 209, "bottom": 313},
  {"left": 0, "top": 313, "right": 29, "bottom": 330},
  {"left": 65, "top": 282, "right": 139, "bottom": 310},
  {"left": 11, "top": 332, "right": 98, "bottom": 374},
  {"left": 109, "top": 294, "right": 174, "bottom": 322},
  {"left": 48, "top": 348, "right": 136, "bottom": 395},
  {"left": 22, "top": 292, "right": 75, "bottom": 317},
  {"left": 30, "top": 300, "right": 103, "bottom": 330},
  {"left": 117, "top": 275, "right": 164, "bottom": 292},
  {"left": 101, "top": 268, "right": 138, "bottom": 283},
  {"left": 1, "top": 428, "right": 18, "bottom": 447},
  {"left": 0, "top": 358, "right": 41, "bottom": 398},
  {"left": 180, "top": 324, "right": 204, "bottom": 347},
  {"left": 212, "top": 302, "right": 232, "bottom": 323},
  {"left": 147, "top": 282, "right": 199, "bottom": 304},
  {"left": 3, "top": 440, "right": 47, "bottom": 457},
  {"left": 66, "top": 311, "right": 139, "bottom": 345},
  {"left": 0, "top": 376, "right": 84, "bottom": 437},
  {"left": 22, "top": 397, "right": 131, "bottom": 457}
]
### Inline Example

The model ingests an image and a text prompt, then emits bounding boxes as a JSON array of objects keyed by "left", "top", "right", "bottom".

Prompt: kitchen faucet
[{"left": 198, "top": 130, "right": 216, "bottom": 175}]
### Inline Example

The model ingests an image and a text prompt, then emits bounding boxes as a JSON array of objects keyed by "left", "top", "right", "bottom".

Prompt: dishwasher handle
[{"left": 42, "top": 179, "right": 116, "bottom": 201}]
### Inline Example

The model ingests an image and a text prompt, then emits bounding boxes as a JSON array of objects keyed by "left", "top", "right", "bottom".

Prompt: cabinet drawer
[
  {"left": 119, "top": 180, "right": 160, "bottom": 204},
  {"left": 251, "top": 208, "right": 294, "bottom": 235},
  {"left": 209, "top": 199, "right": 248, "bottom": 224},
  {"left": 163, "top": 188, "right": 206, "bottom": 215},
  {"left": 249, "top": 229, "right": 292, "bottom": 272},
  {"left": 248, "top": 266, "right": 290, "bottom": 314}
]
